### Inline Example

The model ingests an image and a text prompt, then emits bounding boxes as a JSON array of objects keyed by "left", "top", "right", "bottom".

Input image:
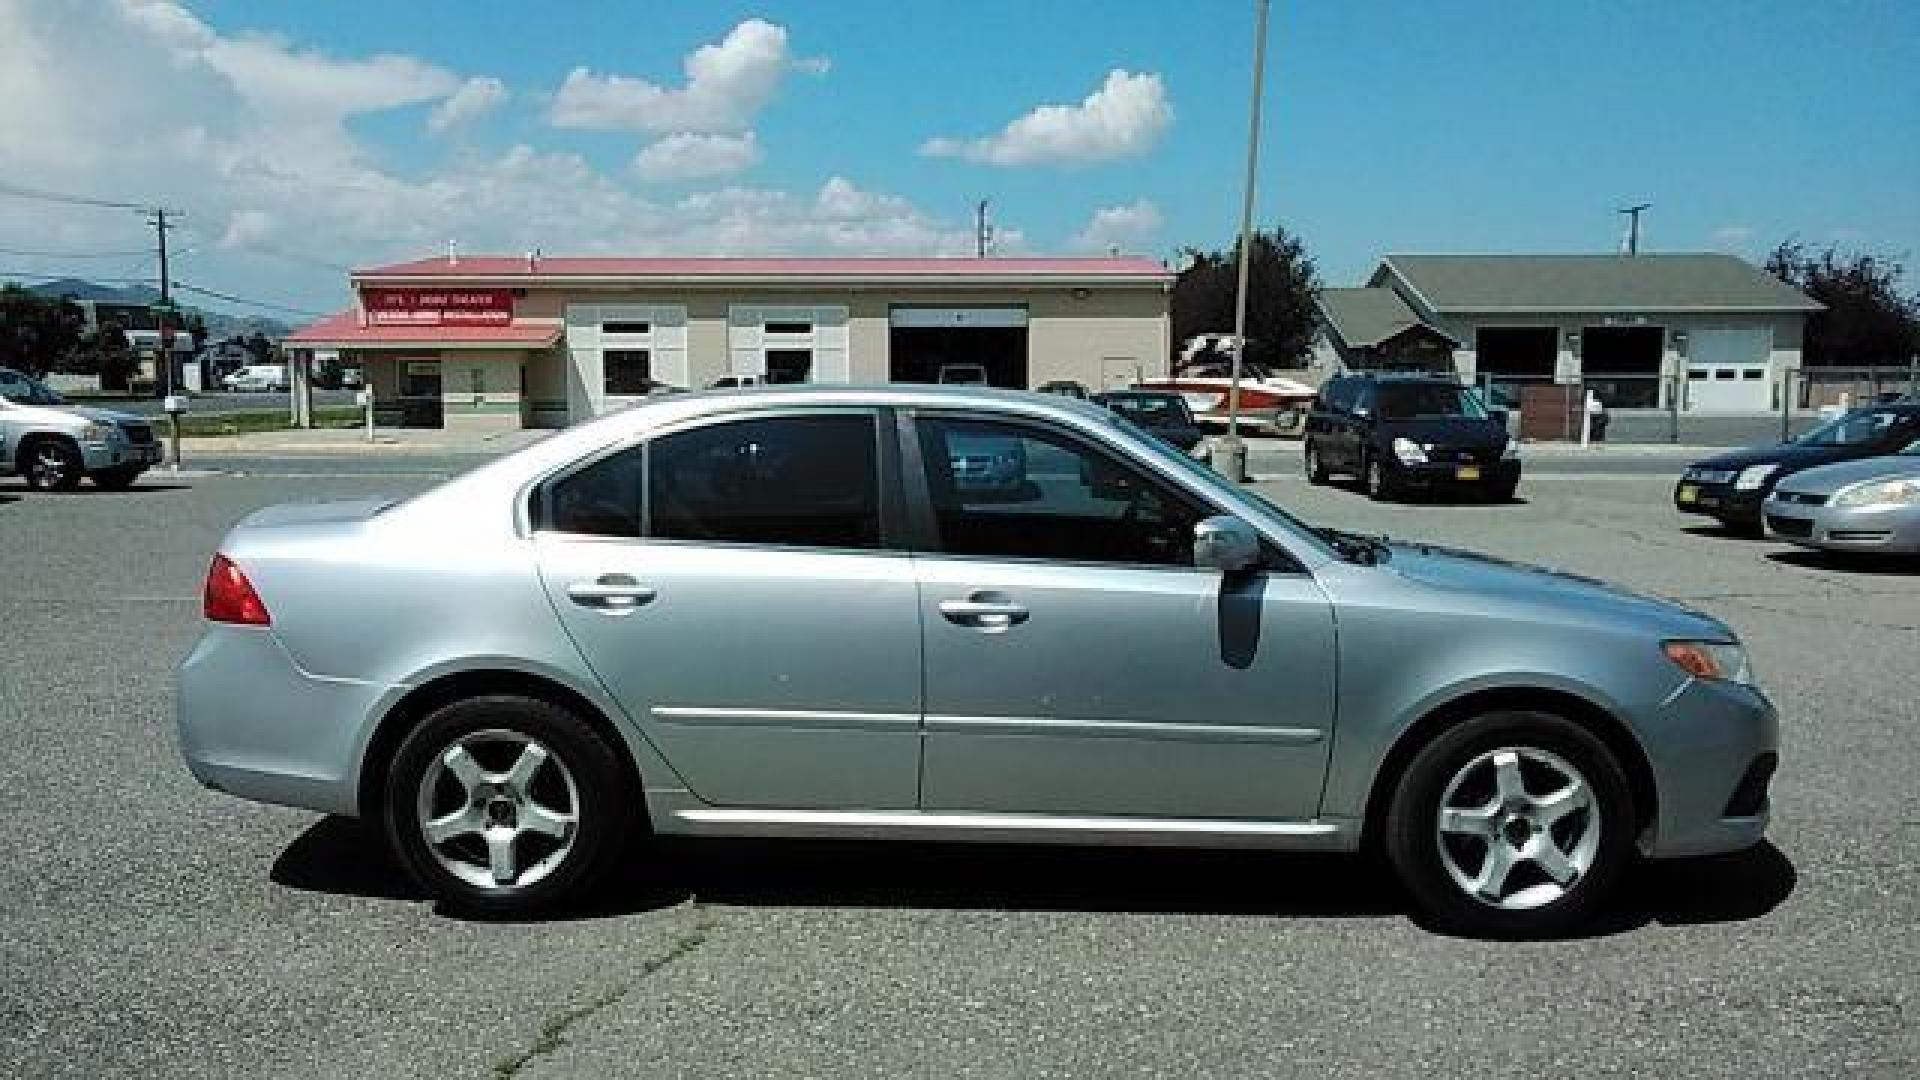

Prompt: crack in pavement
[{"left": 491, "top": 902, "right": 719, "bottom": 1079}]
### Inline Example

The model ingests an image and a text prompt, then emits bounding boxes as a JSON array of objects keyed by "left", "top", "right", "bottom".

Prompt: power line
[
  {"left": 0, "top": 179, "right": 171, "bottom": 213},
  {"left": 0, "top": 245, "right": 153, "bottom": 260},
  {"left": 170, "top": 281, "right": 322, "bottom": 317}
]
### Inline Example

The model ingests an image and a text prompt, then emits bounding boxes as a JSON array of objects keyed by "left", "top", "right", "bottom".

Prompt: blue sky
[{"left": 3, "top": 1, "right": 1915, "bottom": 314}]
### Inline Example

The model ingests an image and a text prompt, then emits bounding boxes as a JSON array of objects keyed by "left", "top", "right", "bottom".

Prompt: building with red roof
[{"left": 285, "top": 253, "right": 1173, "bottom": 430}]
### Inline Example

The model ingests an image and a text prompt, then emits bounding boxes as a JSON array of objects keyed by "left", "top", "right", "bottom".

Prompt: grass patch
[{"left": 177, "top": 407, "right": 363, "bottom": 437}]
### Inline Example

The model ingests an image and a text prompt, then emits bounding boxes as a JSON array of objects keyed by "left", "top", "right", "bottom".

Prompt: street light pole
[{"left": 1218, "top": 0, "right": 1270, "bottom": 483}]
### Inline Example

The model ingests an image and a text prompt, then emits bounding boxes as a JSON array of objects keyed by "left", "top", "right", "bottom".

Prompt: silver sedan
[
  {"left": 1763, "top": 445, "right": 1920, "bottom": 554},
  {"left": 177, "top": 385, "right": 1777, "bottom": 936}
]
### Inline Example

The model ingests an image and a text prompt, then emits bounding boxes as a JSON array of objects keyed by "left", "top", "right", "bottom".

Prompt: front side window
[
  {"left": 604, "top": 350, "right": 653, "bottom": 395},
  {"left": 1796, "top": 408, "right": 1915, "bottom": 448},
  {"left": 915, "top": 416, "right": 1205, "bottom": 567},
  {"left": 649, "top": 414, "right": 880, "bottom": 549}
]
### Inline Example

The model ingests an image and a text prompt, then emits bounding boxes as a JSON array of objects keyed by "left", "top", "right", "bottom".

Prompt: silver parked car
[
  {"left": 1762, "top": 440, "right": 1920, "bottom": 554},
  {"left": 178, "top": 386, "right": 1777, "bottom": 935},
  {"left": 1, "top": 367, "right": 163, "bottom": 490}
]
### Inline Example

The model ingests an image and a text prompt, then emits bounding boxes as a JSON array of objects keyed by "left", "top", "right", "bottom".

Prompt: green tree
[
  {"left": 0, "top": 285, "right": 86, "bottom": 377},
  {"left": 1766, "top": 241, "right": 1920, "bottom": 367},
  {"left": 1170, "top": 226, "right": 1322, "bottom": 369}
]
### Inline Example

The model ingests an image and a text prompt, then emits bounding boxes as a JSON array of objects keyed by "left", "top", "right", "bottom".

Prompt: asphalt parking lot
[{"left": 2, "top": 454, "right": 1915, "bottom": 1079}]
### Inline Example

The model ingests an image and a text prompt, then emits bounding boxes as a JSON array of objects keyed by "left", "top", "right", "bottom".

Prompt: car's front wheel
[
  {"left": 22, "top": 437, "right": 83, "bottom": 492},
  {"left": 385, "top": 694, "right": 632, "bottom": 916},
  {"left": 1384, "top": 710, "right": 1634, "bottom": 937}
]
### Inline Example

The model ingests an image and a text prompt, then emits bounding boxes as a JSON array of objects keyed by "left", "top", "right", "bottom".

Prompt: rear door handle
[
  {"left": 938, "top": 594, "right": 1029, "bottom": 631},
  {"left": 567, "top": 574, "right": 656, "bottom": 614}
]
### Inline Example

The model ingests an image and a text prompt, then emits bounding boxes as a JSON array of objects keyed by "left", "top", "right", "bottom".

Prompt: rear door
[{"left": 532, "top": 408, "right": 923, "bottom": 809}]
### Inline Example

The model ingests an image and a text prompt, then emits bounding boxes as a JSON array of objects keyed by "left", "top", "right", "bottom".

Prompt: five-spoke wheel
[{"left": 386, "top": 694, "right": 631, "bottom": 916}]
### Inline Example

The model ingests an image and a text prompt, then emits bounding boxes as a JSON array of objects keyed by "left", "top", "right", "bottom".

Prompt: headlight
[
  {"left": 1734, "top": 463, "right": 1779, "bottom": 491},
  {"left": 1501, "top": 438, "right": 1520, "bottom": 460},
  {"left": 78, "top": 422, "right": 114, "bottom": 442},
  {"left": 1392, "top": 437, "right": 1427, "bottom": 465},
  {"left": 1663, "top": 640, "right": 1752, "bottom": 685},
  {"left": 1832, "top": 477, "right": 1920, "bottom": 508}
]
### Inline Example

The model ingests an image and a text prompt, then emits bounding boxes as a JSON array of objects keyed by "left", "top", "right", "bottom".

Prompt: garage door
[
  {"left": 888, "top": 306, "right": 1030, "bottom": 388},
  {"left": 1686, "top": 325, "right": 1772, "bottom": 412}
]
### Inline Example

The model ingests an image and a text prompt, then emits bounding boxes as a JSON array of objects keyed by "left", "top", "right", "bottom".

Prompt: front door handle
[
  {"left": 938, "top": 593, "right": 1029, "bottom": 632},
  {"left": 567, "top": 574, "right": 656, "bottom": 614}
]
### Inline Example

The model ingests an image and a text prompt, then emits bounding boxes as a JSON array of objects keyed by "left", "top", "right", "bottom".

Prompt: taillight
[{"left": 204, "top": 553, "right": 271, "bottom": 626}]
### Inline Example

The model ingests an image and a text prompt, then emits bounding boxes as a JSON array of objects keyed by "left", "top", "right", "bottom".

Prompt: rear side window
[
  {"left": 648, "top": 414, "right": 881, "bottom": 549},
  {"left": 548, "top": 447, "right": 644, "bottom": 537}
]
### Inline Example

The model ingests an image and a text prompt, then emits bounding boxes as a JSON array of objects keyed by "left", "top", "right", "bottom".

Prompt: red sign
[{"left": 363, "top": 288, "right": 513, "bottom": 327}]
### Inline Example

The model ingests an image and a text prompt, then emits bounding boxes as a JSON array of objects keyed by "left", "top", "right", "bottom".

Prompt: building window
[
  {"left": 604, "top": 350, "right": 653, "bottom": 395},
  {"left": 764, "top": 321, "right": 812, "bottom": 336},
  {"left": 765, "top": 349, "right": 813, "bottom": 384},
  {"left": 602, "top": 321, "right": 651, "bottom": 335}
]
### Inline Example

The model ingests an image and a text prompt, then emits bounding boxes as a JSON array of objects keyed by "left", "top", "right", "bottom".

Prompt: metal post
[
  {"left": 1780, "top": 367, "right": 1794, "bottom": 443},
  {"left": 1217, "top": 0, "right": 1270, "bottom": 484},
  {"left": 168, "top": 412, "right": 182, "bottom": 473},
  {"left": 364, "top": 384, "right": 375, "bottom": 443}
]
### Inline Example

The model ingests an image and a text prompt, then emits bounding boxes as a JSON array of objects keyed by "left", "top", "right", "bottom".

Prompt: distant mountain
[{"left": 13, "top": 277, "right": 292, "bottom": 340}]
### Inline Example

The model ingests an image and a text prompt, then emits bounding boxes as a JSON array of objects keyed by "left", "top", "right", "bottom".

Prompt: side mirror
[{"left": 1193, "top": 515, "right": 1262, "bottom": 574}]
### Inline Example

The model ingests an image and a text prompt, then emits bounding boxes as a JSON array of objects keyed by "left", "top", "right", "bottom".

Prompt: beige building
[{"left": 286, "top": 255, "right": 1173, "bottom": 429}]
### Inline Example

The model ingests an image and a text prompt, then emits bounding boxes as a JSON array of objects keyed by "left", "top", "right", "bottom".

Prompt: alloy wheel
[
  {"left": 1434, "top": 746, "right": 1599, "bottom": 910},
  {"left": 414, "top": 728, "right": 579, "bottom": 890},
  {"left": 30, "top": 445, "right": 71, "bottom": 488}
]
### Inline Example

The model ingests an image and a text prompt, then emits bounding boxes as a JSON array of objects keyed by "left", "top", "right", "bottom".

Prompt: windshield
[
  {"left": 0, "top": 373, "right": 67, "bottom": 407},
  {"left": 1376, "top": 382, "right": 1487, "bottom": 420},
  {"left": 1794, "top": 408, "right": 1912, "bottom": 447},
  {"left": 1103, "top": 394, "right": 1192, "bottom": 425}
]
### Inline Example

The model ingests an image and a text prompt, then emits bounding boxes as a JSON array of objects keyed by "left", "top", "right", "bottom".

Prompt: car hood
[
  {"left": 2, "top": 402, "right": 146, "bottom": 428},
  {"left": 1771, "top": 454, "right": 1920, "bottom": 494},
  {"left": 1385, "top": 541, "right": 1726, "bottom": 638},
  {"left": 1689, "top": 441, "right": 1862, "bottom": 472},
  {"left": 1377, "top": 417, "right": 1507, "bottom": 447}
]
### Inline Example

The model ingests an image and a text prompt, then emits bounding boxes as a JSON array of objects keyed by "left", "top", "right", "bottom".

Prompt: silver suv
[
  {"left": 0, "top": 368, "right": 163, "bottom": 490},
  {"left": 177, "top": 386, "right": 1777, "bottom": 935}
]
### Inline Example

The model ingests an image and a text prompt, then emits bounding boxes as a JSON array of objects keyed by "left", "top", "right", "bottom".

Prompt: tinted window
[
  {"left": 916, "top": 417, "right": 1204, "bottom": 567},
  {"left": 604, "top": 350, "right": 652, "bottom": 394},
  {"left": 1376, "top": 382, "right": 1487, "bottom": 420},
  {"left": 1101, "top": 394, "right": 1192, "bottom": 426},
  {"left": 764, "top": 321, "right": 812, "bottom": 335},
  {"left": 1796, "top": 408, "right": 1917, "bottom": 448},
  {"left": 649, "top": 414, "right": 880, "bottom": 549},
  {"left": 548, "top": 447, "right": 644, "bottom": 538}
]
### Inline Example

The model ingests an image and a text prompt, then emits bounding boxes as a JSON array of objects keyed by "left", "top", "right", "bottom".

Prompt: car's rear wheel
[
  {"left": 22, "top": 437, "right": 83, "bottom": 492},
  {"left": 1384, "top": 710, "right": 1634, "bottom": 937},
  {"left": 385, "top": 694, "right": 631, "bottom": 917},
  {"left": 1304, "top": 441, "right": 1329, "bottom": 485}
]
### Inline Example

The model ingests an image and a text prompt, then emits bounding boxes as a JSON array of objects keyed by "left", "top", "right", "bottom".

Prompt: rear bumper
[
  {"left": 176, "top": 624, "right": 395, "bottom": 817},
  {"left": 1763, "top": 500, "right": 1920, "bottom": 553},
  {"left": 1640, "top": 679, "right": 1779, "bottom": 859}
]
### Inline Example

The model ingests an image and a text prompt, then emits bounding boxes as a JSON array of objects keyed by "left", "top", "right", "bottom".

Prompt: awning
[{"left": 285, "top": 309, "right": 563, "bottom": 351}]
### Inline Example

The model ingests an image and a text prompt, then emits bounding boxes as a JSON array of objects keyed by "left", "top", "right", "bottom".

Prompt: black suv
[{"left": 1303, "top": 374, "right": 1520, "bottom": 501}]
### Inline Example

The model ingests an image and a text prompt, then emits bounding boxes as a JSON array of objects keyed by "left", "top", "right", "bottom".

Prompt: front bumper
[
  {"left": 79, "top": 439, "right": 162, "bottom": 471},
  {"left": 1673, "top": 480, "right": 1764, "bottom": 525},
  {"left": 177, "top": 624, "right": 396, "bottom": 817},
  {"left": 1763, "top": 498, "right": 1920, "bottom": 553},
  {"left": 1386, "top": 458, "right": 1520, "bottom": 489},
  {"left": 1640, "top": 677, "right": 1779, "bottom": 859}
]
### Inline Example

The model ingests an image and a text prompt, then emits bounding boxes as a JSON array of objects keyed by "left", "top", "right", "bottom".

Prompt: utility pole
[
  {"left": 1218, "top": 0, "right": 1270, "bottom": 483},
  {"left": 975, "top": 199, "right": 992, "bottom": 258},
  {"left": 149, "top": 206, "right": 175, "bottom": 396},
  {"left": 1618, "top": 202, "right": 1650, "bottom": 256}
]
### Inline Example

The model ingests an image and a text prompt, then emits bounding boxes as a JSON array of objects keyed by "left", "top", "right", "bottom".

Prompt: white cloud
[
  {"left": 633, "top": 132, "right": 761, "bottom": 182},
  {"left": 921, "top": 69, "right": 1172, "bottom": 167},
  {"left": 1710, "top": 225, "right": 1754, "bottom": 253},
  {"left": 550, "top": 18, "right": 822, "bottom": 133},
  {"left": 429, "top": 76, "right": 507, "bottom": 133},
  {"left": 1072, "top": 199, "right": 1162, "bottom": 252},
  {"left": 0, "top": 3, "right": 1003, "bottom": 312}
]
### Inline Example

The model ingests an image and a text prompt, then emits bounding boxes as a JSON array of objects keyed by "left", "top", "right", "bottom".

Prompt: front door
[
  {"left": 532, "top": 409, "right": 923, "bottom": 809},
  {"left": 905, "top": 413, "right": 1338, "bottom": 821}
]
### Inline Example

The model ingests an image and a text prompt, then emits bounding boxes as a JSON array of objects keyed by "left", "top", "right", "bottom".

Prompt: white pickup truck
[{"left": 0, "top": 367, "right": 163, "bottom": 490}]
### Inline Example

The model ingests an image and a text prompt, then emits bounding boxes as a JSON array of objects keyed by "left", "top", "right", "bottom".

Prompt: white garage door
[{"left": 1686, "top": 325, "right": 1772, "bottom": 413}]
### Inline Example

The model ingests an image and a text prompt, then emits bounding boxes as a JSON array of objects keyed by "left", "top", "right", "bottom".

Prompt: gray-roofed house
[
  {"left": 1314, "top": 287, "right": 1458, "bottom": 372},
  {"left": 1317, "top": 253, "right": 1821, "bottom": 413}
]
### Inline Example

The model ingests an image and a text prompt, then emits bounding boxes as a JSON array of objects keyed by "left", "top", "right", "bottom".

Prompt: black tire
[
  {"left": 21, "top": 436, "right": 84, "bottom": 492},
  {"left": 384, "top": 694, "right": 633, "bottom": 917},
  {"left": 1304, "top": 441, "right": 1330, "bottom": 485},
  {"left": 1383, "top": 710, "right": 1635, "bottom": 937},
  {"left": 91, "top": 466, "right": 144, "bottom": 490}
]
